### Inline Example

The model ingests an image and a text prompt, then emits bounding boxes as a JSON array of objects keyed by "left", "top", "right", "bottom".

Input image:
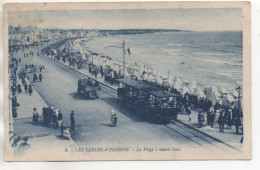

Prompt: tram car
[
  {"left": 116, "top": 78, "right": 179, "bottom": 123},
  {"left": 77, "top": 78, "right": 99, "bottom": 99}
]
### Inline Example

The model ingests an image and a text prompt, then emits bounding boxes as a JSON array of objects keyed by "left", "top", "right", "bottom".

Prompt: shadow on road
[
  {"left": 100, "top": 123, "right": 112, "bottom": 127},
  {"left": 25, "top": 121, "right": 60, "bottom": 129},
  {"left": 69, "top": 92, "right": 95, "bottom": 100},
  {"left": 101, "top": 97, "right": 159, "bottom": 124}
]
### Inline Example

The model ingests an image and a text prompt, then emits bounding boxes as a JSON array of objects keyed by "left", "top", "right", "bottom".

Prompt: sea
[{"left": 84, "top": 31, "right": 243, "bottom": 91}]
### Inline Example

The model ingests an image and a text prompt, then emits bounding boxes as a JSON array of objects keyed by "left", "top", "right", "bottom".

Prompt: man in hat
[
  {"left": 111, "top": 110, "right": 116, "bottom": 126},
  {"left": 32, "top": 108, "right": 39, "bottom": 124},
  {"left": 210, "top": 111, "right": 215, "bottom": 127},
  {"left": 218, "top": 112, "right": 225, "bottom": 133},
  {"left": 70, "top": 111, "right": 75, "bottom": 131},
  {"left": 226, "top": 110, "right": 232, "bottom": 129},
  {"left": 58, "top": 111, "right": 63, "bottom": 128}
]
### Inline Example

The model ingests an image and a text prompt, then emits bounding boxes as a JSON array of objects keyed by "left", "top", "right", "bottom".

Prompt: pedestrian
[
  {"left": 218, "top": 112, "right": 225, "bottom": 132},
  {"left": 52, "top": 112, "right": 58, "bottom": 128},
  {"left": 226, "top": 111, "right": 232, "bottom": 129},
  {"left": 58, "top": 111, "right": 63, "bottom": 127},
  {"left": 60, "top": 123, "right": 64, "bottom": 136},
  {"left": 186, "top": 107, "right": 191, "bottom": 121},
  {"left": 28, "top": 84, "right": 33, "bottom": 95},
  {"left": 70, "top": 111, "right": 75, "bottom": 131},
  {"left": 206, "top": 111, "right": 211, "bottom": 126},
  {"left": 111, "top": 110, "right": 115, "bottom": 126},
  {"left": 22, "top": 78, "right": 26, "bottom": 85},
  {"left": 33, "top": 73, "right": 38, "bottom": 82},
  {"left": 11, "top": 84, "right": 17, "bottom": 96},
  {"left": 39, "top": 73, "right": 43, "bottom": 82},
  {"left": 234, "top": 116, "right": 241, "bottom": 134},
  {"left": 17, "top": 84, "right": 22, "bottom": 94},
  {"left": 210, "top": 111, "right": 214, "bottom": 127},
  {"left": 32, "top": 108, "right": 39, "bottom": 124},
  {"left": 113, "top": 113, "right": 118, "bottom": 126},
  {"left": 198, "top": 111, "right": 204, "bottom": 128},
  {"left": 24, "top": 83, "right": 28, "bottom": 93}
]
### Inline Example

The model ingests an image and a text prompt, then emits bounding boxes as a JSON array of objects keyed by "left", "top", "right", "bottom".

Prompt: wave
[
  {"left": 166, "top": 43, "right": 184, "bottom": 47},
  {"left": 191, "top": 56, "right": 243, "bottom": 67},
  {"left": 193, "top": 52, "right": 236, "bottom": 57},
  {"left": 161, "top": 48, "right": 183, "bottom": 53}
]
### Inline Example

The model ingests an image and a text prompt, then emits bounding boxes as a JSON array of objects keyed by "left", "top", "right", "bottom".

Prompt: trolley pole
[{"left": 123, "top": 40, "right": 125, "bottom": 78}]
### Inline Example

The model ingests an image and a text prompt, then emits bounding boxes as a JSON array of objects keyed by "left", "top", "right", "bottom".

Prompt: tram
[{"left": 116, "top": 78, "right": 179, "bottom": 123}]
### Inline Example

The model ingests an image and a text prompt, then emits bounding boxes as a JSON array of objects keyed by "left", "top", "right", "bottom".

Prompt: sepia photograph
[{"left": 3, "top": 2, "right": 251, "bottom": 161}]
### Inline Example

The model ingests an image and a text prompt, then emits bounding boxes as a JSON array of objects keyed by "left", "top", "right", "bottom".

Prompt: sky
[{"left": 8, "top": 8, "right": 242, "bottom": 31}]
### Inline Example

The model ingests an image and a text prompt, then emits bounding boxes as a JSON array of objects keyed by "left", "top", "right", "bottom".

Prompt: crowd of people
[
  {"left": 42, "top": 39, "right": 243, "bottom": 136},
  {"left": 39, "top": 105, "right": 75, "bottom": 139}
]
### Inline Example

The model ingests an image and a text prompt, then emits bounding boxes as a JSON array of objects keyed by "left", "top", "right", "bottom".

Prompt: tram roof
[
  {"left": 146, "top": 89, "right": 179, "bottom": 98},
  {"left": 117, "top": 78, "right": 179, "bottom": 98},
  {"left": 117, "top": 78, "right": 149, "bottom": 89}
]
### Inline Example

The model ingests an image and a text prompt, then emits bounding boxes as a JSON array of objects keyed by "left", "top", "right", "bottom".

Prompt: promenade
[{"left": 52, "top": 56, "right": 243, "bottom": 150}]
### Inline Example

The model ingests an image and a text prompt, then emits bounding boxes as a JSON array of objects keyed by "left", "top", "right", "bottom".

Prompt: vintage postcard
[{"left": 3, "top": 2, "right": 251, "bottom": 161}]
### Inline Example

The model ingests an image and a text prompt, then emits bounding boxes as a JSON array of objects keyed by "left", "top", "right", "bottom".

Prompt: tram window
[{"left": 120, "top": 83, "right": 125, "bottom": 88}]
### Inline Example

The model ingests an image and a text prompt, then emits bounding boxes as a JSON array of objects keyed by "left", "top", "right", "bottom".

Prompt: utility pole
[
  {"left": 123, "top": 40, "right": 125, "bottom": 78},
  {"left": 236, "top": 85, "right": 242, "bottom": 117}
]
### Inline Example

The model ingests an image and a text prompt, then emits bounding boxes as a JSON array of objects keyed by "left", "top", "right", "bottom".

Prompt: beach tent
[
  {"left": 233, "top": 90, "right": 239, "bottom": 98},
  {"left": 174, "top": 77, "right": 183, "bottom": 91},
  {"left": 105, "top": 60, "right": 111, "bottom": 67},
  {"left": 124, "top": 69, "right": 130, "bottom": 77},
  {"left": 189, "top": 80, "right": 198, "bottom": 94},
  {"left": 182, "top": 86, "right": 191, "bottom": 95},
  {"left": 184, "top": 80, "right": 190, "bottom": 86},
  {"left": 143, "top": 73, "right": 149, "bottom": 80},
  {"left": 148, "top": 74, "right": 156, "bottom": 82},
  {"left": 156, "top": 76, "right": 163, "bottom": 85},
  {"left": 168, "top": 76, "right": 174, "bottom": 86},
  {"left": 153, "top": 70, "right": 157, "bottom": 76},
  {"left": 162, "top": 74, "right": 168, "bottom": 80},
  {"left": 209, "top": 86, "right": 222, "bottom": 105},
  {"left": 197, "top": 86, "right": 206, "bottom": 99},
  {"left": 221, "top": 87, "right": 229, "bottom": 94},
  {"left": 227, "top": 93, "right": 236, "bottom": 103},
  {"left": 163, "top": 80, "right": 169, "bottom": 86},
  {"left": 222, "top": 93, "right": 236, "bottom": 107},
  {"left": 114, "top": 65, "right": 120, "bottom": 72}
]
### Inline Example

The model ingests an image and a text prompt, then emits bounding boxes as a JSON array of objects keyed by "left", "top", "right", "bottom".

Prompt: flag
[{"left": 127, "top": 48, "right": 131, "bottom": 55}]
